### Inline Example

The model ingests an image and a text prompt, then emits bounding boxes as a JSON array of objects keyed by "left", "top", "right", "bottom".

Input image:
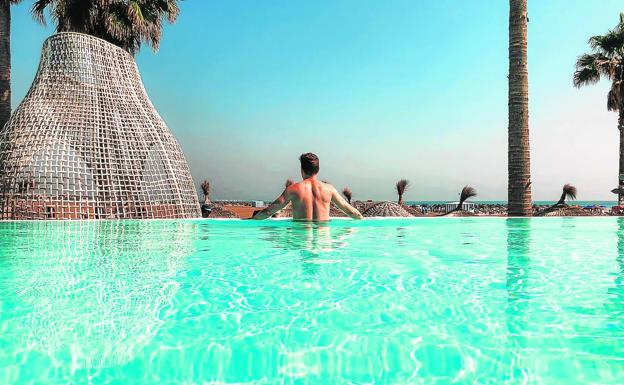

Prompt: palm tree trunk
[
  {"left": 0, "top": 1, "right": 10, "bottom": 132},
  {"left": 508, "top": 0, "right": 532, "bottom": 216},
  {"left": 398, "top": 194, "right": 403, "bottom": 205},
  {"left": 618, "top": 110, "right": 624, "bottom": 206},
  {"left": 556, "top": 191, "right": 566, "bottom": 206}
]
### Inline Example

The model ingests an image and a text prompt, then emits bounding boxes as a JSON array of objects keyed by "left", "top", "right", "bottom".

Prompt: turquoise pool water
[{"left": 0, "top": 218, "right": 622, "bottom": 384}]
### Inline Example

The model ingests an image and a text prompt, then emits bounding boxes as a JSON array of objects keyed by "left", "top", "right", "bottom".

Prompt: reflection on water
[
  {"left": 258, "top": 222, "right": 355, "bottom": 276},
  {"left": 0, "top": 221, "right": 197, "bottom": 369},
  {"left": 1, "top": 218, "right": 623, "bottom": 385},
  {"left": 504, "top": 218, "right": 531, "bottom": 381},
  {"left": 606, "top": 218, "right": 624, "bottom": 320},
  {"left": 506, "top": 218, "right": 531, "bottom": 312}
]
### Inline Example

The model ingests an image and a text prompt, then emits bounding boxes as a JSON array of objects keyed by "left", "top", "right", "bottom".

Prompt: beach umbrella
[{"left": 362, "top": 201, "right": 413, "bottom": 217}]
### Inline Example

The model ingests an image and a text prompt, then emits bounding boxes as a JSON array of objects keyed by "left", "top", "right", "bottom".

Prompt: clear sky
[{"left": 10, "top": 0, "right": 624, "bottom": 201}]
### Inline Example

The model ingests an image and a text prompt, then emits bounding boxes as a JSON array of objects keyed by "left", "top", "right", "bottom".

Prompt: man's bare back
[{"left": 253, "top": 153, "right": 363, "bottom": 221}]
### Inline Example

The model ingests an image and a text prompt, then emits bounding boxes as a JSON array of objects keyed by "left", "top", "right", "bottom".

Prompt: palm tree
[
  {"left": 200, "top": 180, "right": 210, "bottom": 205},
  {"left": 574, "top": 13, "right": 624, "bottom": 206},
  {"left": 538, "top": 184, "right": 577, "bottom": 216},
  {"left": 32, "top": 0, "right": 180, "bottom": 54},
  {"left": 455, "top": 186, "right": 477, "bottom": 211},
  {"left": 554, "top": 184, "right": 577, "bottom": 206},
  {"left": 508, "top": 0, "right": 532, "bottom": 216},
  {"left": 396, "top": 179, "right": 409, "bottom": 205},
  {"left": 0, "top": 0, "right": 22, "bottom": 133},
  {"left": 342, "top": 187, "right": 352, "bottom": 204}
]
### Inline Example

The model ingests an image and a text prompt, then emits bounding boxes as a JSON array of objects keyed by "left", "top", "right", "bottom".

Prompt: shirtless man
[{"left": 253, "top": 153, "right": 363, "bottom": 221}]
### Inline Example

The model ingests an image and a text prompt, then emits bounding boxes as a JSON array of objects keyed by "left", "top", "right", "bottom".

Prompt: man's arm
[
  {"left": 252, "top": 189, "right": 291, "bottom": 220},
  {"left": 331, "top": 187, "right": 363, "bottom": 220}
]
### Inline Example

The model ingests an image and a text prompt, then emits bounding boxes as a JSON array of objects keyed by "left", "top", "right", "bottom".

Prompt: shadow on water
[
  {"left": 0, "top": 220, "right": 197, "bottom": 369},
  {"left": 257, "top": 222, "right": 355, "bottom": 276}
]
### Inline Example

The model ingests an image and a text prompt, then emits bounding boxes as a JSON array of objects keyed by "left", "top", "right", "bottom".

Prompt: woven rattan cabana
[{"left": 0, "top": 33, "right": 200, "bottom": 219}]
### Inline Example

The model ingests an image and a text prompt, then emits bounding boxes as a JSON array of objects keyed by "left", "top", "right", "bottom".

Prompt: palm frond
[
  {"left": 573, "top": 53, "right": 613, "bottom": 87},
  {"left": 575, "top": 14, "right": 624, "bottom": 102},
  {"left": 396, "top": 179, "right": 409, "bottom": 196},
  {"left": 200, "top": 179, "right": 210, "bottom": 197},
  {"left": 563, "top": 184, "right": 577, "bottom": 201},
  {"left": 342, "top": 187, "right": 352, "bottom": 203},
  {"left": 459, "top": 186, "right": 477, "bottom": 205},
  {"left": 556, "top": 184, "right": 577, "bottom": 206},
  {"left": 589, "top": 31, "right": 624, "bottom": 56},
  {"left": 31, "top": 0, "right": 181, "bottom": 54}
]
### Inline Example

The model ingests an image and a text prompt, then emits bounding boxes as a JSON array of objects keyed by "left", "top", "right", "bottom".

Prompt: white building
[{"left": 444, "top": 201, "right": 475, "bottom": 214}]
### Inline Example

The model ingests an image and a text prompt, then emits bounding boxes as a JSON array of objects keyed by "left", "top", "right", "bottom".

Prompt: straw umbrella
[{"left": 363, "top": 201, "right": 412, "bottom": 217}]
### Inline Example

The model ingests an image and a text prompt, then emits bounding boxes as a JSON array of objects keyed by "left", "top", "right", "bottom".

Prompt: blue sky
[{"left": 10, "top": 0, "right": 624, "bottom": 201}]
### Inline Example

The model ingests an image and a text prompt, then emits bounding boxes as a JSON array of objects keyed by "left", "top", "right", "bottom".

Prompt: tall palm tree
[
  {"left": 574, "top": 13, "right": 624, "bottom": 206},
  {"left": 32, "top": 0, "right": 180, "bottom": 54},
  {"left": 0, "top": 0, "right": 22, "bottom": 133},
  {"left": 396, "top": 179, "right": 409, "bottom": 205},
  {"left": 342, "top": 187, "right": 352, "bottom": 204},
  {"left": 508, "top": 0, "right": 532, "bottom": 216}
]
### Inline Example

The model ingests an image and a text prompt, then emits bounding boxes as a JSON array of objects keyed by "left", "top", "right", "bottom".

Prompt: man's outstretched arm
[
  {"left": 331, "top": 187, "right": 363, "bottom": 220},
  {"left": 252, "top": 189, "right": 291, "bottom": 220}
]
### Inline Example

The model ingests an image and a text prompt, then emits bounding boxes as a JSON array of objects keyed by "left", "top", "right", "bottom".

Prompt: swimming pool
[{"left": 0, "top": 218, "right": 622, "bottom": 384}]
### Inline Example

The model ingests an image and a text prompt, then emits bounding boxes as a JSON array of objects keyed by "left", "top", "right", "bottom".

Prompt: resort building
[
  {"left": 0, "top": 33, "right": 200, "bottom": 219},
  {"left": 444, "top": 201, "right": 475, "bottom": 214}
]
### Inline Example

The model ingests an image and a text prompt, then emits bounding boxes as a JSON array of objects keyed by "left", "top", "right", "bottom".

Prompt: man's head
[{"left": 299, "top": 152, "right": 319, "bottom": 178}]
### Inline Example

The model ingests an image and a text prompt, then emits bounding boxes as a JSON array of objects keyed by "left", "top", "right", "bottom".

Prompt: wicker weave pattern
[{"left": 0, "top": 33, "right": 200, "bottom": 219}]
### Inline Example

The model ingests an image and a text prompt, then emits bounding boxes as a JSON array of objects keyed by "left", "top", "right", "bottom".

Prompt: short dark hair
[{"left": 299, "top": 153, "right": 320, "bottom": 176}]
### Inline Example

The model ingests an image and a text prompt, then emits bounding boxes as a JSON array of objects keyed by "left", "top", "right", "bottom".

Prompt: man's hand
[
  {"left": 252, "top": 189, "right": 291, "bottom": 220},
  {"left": 331, "top": 187, "right": 363, "bottom": 220}
]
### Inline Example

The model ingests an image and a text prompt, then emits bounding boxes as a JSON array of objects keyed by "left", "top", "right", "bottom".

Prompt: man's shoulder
[{"left": 321, "top": 181, "right": 337, "bottom": 191}]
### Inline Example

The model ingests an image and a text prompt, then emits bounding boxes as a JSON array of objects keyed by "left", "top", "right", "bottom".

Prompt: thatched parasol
[
  {"left": 208, "top": 204, "right": 239, "bottom": 218},
  {"left": 354, "top": 200, "right": 376, "bottom": 213},
  {"left": 542, "top": 206, "right": 596, "bottom": 217},
  {"left": 402, "top": 205, "right": 424, "bottom": 217},
  {"left": 362, "top": 201, "right": 413, "bottom": 217}
]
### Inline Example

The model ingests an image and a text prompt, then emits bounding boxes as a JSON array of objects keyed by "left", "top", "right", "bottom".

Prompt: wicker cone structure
[{"left": 0, "top": 33, "right": 200, "bottom": 219}]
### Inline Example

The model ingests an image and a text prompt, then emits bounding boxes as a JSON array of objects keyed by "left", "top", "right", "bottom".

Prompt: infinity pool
[{"left": 0, "top": 218, "right": 622, "bottom": 384}]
